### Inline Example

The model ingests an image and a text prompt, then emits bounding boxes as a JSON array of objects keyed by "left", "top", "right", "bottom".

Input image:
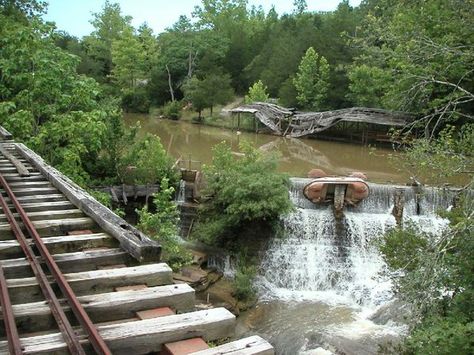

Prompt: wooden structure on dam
[
  {"left": 0, "top": 126, "right": 273, "bottom": 354},
  {"left": 230, "top": 102, "right": 413, "bottom": 143}
]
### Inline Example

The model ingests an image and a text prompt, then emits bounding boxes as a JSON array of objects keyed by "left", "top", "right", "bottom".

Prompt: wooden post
[
  {"left": 237, "top": 113, "right": 241, "bottom": 130},
  {"left": 392, "top": 188, "right": 404, "bottom": 225}
]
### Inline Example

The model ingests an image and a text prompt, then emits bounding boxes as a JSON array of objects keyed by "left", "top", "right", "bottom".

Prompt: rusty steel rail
[
  {"left": 0, "top": 174, "right": 112, "bottom": 355},
  {"left": 0, "top": 264, "right": 22, "bottom": 354}
]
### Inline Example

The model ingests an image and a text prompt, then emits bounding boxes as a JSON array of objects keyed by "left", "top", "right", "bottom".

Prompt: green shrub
[
  {"left": 118, "top": 134, "right": 178, "bottom": 185},
  {"left": 233, "top": 264, "right": 257, "bottom": 301},
  {"left": 137, "top": 178, "right": 192, "bottom": 271},
  {"left": 121, "top": 88, "right": 151, "bottom": 113},
  {"left": 162, "top": 101, "right": 182, "bottom": 120},
  {"left": 193, "top": 141, "right": 292, "bottom": 246}
]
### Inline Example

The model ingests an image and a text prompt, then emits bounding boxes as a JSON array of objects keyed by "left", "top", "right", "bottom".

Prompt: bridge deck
[{"left": 0, "top": 128, "right": 273, "bottom": 354}]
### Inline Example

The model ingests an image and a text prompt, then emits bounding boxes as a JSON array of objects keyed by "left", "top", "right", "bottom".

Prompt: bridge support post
[{"left": 392, "top": 188, "right": 405, "bottom": 225}]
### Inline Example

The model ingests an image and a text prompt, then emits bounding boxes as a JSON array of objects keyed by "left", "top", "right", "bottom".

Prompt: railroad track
[{"left": 0, "top": 133, "right": 273, "bottom": 354}]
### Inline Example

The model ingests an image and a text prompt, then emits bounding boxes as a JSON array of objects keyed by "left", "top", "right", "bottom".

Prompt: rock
[{"left": 370, "top": 299, "right": 412, "bottom": 325}]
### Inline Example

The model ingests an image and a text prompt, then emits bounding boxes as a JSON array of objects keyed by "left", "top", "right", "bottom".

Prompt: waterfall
[
  {"left": 175, "top": 179, "right": 186, "bottom": 204},
  {"left": 258, "top": 178, "right": 453, "bottom": 308}
]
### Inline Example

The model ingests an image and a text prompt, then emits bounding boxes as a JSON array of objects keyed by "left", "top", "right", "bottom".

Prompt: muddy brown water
[{"left": 124, "top": 114, "right": 408, "bottom": 184}]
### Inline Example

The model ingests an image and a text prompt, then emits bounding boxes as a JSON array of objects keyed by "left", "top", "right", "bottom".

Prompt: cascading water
[{"left": 251, "top": 178, "right": 454, "bottom": 354}]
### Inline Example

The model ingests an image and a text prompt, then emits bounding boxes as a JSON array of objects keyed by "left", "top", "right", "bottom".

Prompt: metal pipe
[{"left": 0, "top": 174, "right": 112, "bottom": 355}]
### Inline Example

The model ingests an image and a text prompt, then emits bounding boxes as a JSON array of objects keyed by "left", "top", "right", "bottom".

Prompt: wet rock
[{"left": 370, "top": 299, "right": 412, "bottom": 325}]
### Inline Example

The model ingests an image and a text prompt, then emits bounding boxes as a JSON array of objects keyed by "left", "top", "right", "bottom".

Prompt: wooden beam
[
  {"left": 0, "top": 284, "right": 195, "bottom": 334},
  {"left": 0, "top": 126, "right": 13, "bottom": 140},
  {"left": 0, "top": 145, "right": 30, "bottom": 177},
  {"left": 0, "top": 308, "right": 235, "bottom": 355},
  {"left": 0, "top": 248, "right": 129, "bottom": 278},
  {"left": 6, "top": 263, "right": 173, "bottom": 304},
  {"left": 0, "top": 217, "right": 97, "bottom": 240},
  {"left": 0, "top": 233, "right": 117, "bottom": 260},
  {"left": 192, "top": 336, "right": 274, "bottom": 355},
  {"left": 15, "top": 143, "right": 162, "bottom": 262},
  {"left": 0, "top": 209, "right": 85, "bottom": 223}
]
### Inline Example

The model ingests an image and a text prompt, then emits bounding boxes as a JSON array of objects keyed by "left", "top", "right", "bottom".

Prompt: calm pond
[{"left": 124, "top": 113, "right": 408, "bottom": 184}]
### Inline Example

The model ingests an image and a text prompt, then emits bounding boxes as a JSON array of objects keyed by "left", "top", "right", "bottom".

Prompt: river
[{"left": 123, "top": 113, "right": 408, "bottom": 184}]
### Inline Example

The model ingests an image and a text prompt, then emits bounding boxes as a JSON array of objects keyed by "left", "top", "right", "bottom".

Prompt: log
[
  {"left": 6, "top": 263, "right": 173, "bottom": 303},
  {"left": 0, "top": 284, "right": 195, "bottom": 334},
  {"left": 0, "top": 146, "right": 30, "bottom": 176},
  {"left": 192, "top": 336, "right": 274, "bottom": 355},
  {"left": 0, "top": 308, "right": 236, "bottom": 354},
  {"left": 15, "top": 143, "right": 162, "bottom": 262}
]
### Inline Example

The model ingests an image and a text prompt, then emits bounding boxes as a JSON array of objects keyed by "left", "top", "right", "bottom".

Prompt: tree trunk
[
  {"left": 165, "top": 65, "right": 175, "bottom": 102},
  {"left": 210, "top": 105, "right": 213, "bottom": 116}
]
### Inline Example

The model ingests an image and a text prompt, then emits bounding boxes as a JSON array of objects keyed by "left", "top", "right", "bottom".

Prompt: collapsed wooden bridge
[
  {"left": 0, "top": 127, "right": 273, "bottom": 354},
  {"left": 230, "top": 102, "right": 413, "bottom": 138}
]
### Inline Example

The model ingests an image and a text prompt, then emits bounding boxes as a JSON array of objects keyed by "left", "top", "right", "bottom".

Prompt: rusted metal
[
  {"left": 0, "top": 179, "right": 86, "bottom": 354},
  {"left": 0, "top": 265, "right": 23, "bottom": 354},
  {"left": 0, "top": 173, "right": 112, "bottom": 354}
]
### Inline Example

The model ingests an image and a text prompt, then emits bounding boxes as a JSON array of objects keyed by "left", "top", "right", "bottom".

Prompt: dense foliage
[
  {"left": 0, "top": 1, "right": 176, "bottom": 188},
  {"left": 137, "top": 178, "right": 192, "bottom": 271},
  {"left": 194, "top": 141, "right": 292, "bottom": 247},
  {"left": 48, "top": 0, "right": 361, "bottom": 113}
]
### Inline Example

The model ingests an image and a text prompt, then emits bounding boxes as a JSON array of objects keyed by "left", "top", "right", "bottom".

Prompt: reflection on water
[{"left": 124, "top": 114, "right": 408, "bottom": 184}]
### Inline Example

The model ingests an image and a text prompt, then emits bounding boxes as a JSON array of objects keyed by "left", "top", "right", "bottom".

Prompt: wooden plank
[
  {"left": 0, "top": 209, "right": 84, "bottom": 223},
  {"left": 6, "top": 263, "right": 173, "bottom": 303},
  {"left": 0, "top": 145, "right": 30, "bottom": 176},
  {"left": 15, "top": 143, "right": 162, "bottom": 262},
  {"left": 3, "top": 193, "right": 67, "bottom": 204},
  {"left": 0, "top": 248, "right": 129, "bottom": 278},
  {"left": 7, "top": 181, "right": 51, "bottom": 188},
  {"left": 10, "top": 187, "right": 58, "bottom": 196},
  {"left": 0, "top": 284, "right": 195, "bottom": 334},
  {"left": 0, "top": 233, "right": 116, "bottom": 260},
  {"left": 0, "top": 217, "right": 96, "bottom": 239},
  {"left": 0, "top": 308, "right": 235, "bottom": 354},
  {"left": 192, "top": 336, "right": 274, "bottom": 355},
  {"left": 4, "top": 201, "right": 75, "bottom": 212}
]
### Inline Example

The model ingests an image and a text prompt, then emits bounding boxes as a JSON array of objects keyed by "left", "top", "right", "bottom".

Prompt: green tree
[
  {"left": 292, "top": 0, "right": 307, "bottom": 14},
  {"left": 244, "top": 80, "right": 269, "bottom": 103},
  {"left": 111, "top": 27, "right": 145, "bottom": 91},
  {"left": 83, "top": 1, "right": 132, "bottom": 81},
  {"left": 183, "top": 72, "right": 234, "bottom": 119},
  {"left": 348, "top": 0, "right": 474, "bottom": 135},
  {"left": 194, "top": 141, "right": 292, "bottom": 247},
  {"left": 293, "top": 47, "right": 330, "bottom": 110}
]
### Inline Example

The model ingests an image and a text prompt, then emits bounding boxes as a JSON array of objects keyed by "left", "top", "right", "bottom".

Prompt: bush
[
  {"left": 137, "top": 178, "right": 192, "bottom": 271},
  {"left": 193, "top": 141, "right": 292, "bottom": 247},
  {"left": 121, "top": 88, "right": 151, "bottom": 113},
  {"left": 233, "top": 264, "right": 257, "bottom": 301},
  {"left": 117, "top": 134, "right": 178, "bottom": 185},
  {"left": 162, "top": 101, "right": 182, "bottom": 120}
]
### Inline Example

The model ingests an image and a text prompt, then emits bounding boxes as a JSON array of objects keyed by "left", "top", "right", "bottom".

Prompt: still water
[{"left": 124, "top": 114, "right": 408, "bottom": 184}]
